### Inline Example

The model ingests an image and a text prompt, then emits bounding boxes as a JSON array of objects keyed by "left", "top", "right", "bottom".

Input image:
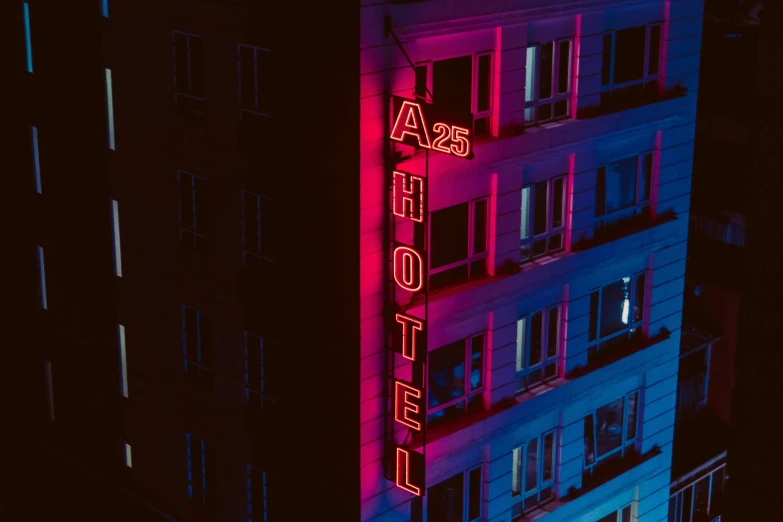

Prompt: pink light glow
[{"left": 570, "top": 14, "right": 582, "bottom": 119}]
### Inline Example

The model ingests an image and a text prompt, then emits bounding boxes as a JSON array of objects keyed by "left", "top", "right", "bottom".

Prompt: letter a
[{"left": 390, "top": 101, "right": 431, "bottom": 149}]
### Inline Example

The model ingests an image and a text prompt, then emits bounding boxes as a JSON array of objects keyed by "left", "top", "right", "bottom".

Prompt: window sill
[
  {"left": 571, "top": 209, "right": 677, "bottom": 252},
  {"left": 577, "top": 84, "right": 688, "bottom": 120},
  {"left": 566, "top": 327, "right": 671, "bottom": 380},
  {"left": 562, "top": 446, "right": 663, "bottom": 501}
]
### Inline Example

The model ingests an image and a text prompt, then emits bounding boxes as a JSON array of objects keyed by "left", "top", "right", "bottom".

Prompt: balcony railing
[
  {"left": 689, "top": 214, "right": 746, "bottom": 247},
  {"left": 571, "top": 209, "right": 677, "bottom": 252}
]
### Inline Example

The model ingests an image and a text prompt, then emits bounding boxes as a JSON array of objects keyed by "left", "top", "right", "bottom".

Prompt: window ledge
[
  {"left": 562, "top": 446, "right": 663, "bottom": 501},
  {"left": 577, "top": 85, "right": 688, "bottom": 120},
  {"left": 566, "top": 327, "right": 672, "bottom": 380},
  {"left": 571, "top": 209, "right": 678, "bottom": 252}
]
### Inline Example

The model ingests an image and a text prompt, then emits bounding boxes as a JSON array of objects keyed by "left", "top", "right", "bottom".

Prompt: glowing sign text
[
  {"left": 394, "top": 380, "right": 424, "bottom": 431},
  {"left": 393, "top": 313, "right": 425, "bottom": 362},
  {"left": 393, "top": 246, "right": 423, "bottom": 293},
  {"left": 396, "top": 447, "right": 424, "bottom": 496},
  {"left": 390, "top": 96, "right": 474, "bottom": 159},
  {"left": 393, "top": 171, "right": 425, "bottom": 223}
]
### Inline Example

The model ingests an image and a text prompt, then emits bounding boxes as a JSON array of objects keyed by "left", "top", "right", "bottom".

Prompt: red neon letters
[
  {"left": 394, "top": 380, "right": 423, "bottom": 431},
  {"left": 396, "top": 448, "right": 423, "bottom": 496},
  {"left": 390, "top": 101, "right": 431, "bottom": 149},
  {"left": 394, "top": 314, "right": 423, "bottom": 361},
  {"left": 392, "top": 171, "right": 425, "bottom": 223},
  {"left": 393, "top": 246, "right": 423, "bottom": 292}
]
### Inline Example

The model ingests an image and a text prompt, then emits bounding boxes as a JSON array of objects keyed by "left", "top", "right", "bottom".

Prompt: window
[
  {"left": 178, "top": 171, "right": 209, "bottom": 254},
  {"left": 677, "top": 345, "right": 710, "bottom": 423},
  {"left": 248, "top": 465, "right": 278, "bottom": 522},
  {"left": 123, "top": 443, "right": 132, "bottom": 468},
  {"left": 669, "top": 465, "right": 726, "bottom": 522},
  {"left": 31, "top": 125, "right": 41, "bottom": 193},
  {"left": 429, "top": 199, "right": 488, "bottom": 290},
  {"left": 583, "top": 391, "right": 640, "bottom": 481},
  {"left": 511, "top": 430, "right": 557, "bottom": 516},
  {"left": 238, "top": 45, "right": 271, "bottom": 121},
  {"left": 601, "top": 25, "right": 662, "bottom": 108},
  {"left": 36, "top": 244, "right": 47, "bottom": 310},
  {"left": 45, "top": 360, "right": 54, "bottom": 422},
  {"left": 595, "top": 152, "right": 653, "bottom": 227},
  {"left": 104, "top": 68, "right": 116, "bottom": 150},
  {"left": 597, "top": 504, "right": 632, "bottom": 522},
  {"left": 515, "top": 305, "right": 561, "bottom": 393},
  {"left": 427, "top": 334, "right": 485, "bottom": 428},
  {"left": 117, "top": 324, "right": 128, "bottom": 398},
  {"left": 245, "top": 332, "right": 277, "bottom": 411},
  {"left": 186, "top": 433, "right": 214, "bottom": 507},
  {"left": 587, "top": 272, "right": 647, "bottom": 360},
  {"left": 242, "top": 190, "right": 273, "bottom": 264},
  {"left": 428, "top": 466, "right": 483, "bottom": 522},
  {"left": 23, "top": 2, "right": 33, "bottom": 73},
  {"left": 524, "top": 39, "right": 573, "bottom": 125},
  {"left": 520, "top": 175, "right": 566, "bottom": 262},
  {"left": 173, "top": 32, "right": 205, "bottom": 115},
  {"left": 421, "top": 52, "right": 494, "bottom": 136},
  {"left": 110, "top": 199, "right": 123, "bottom": 277},
  {"left": 182, "top": 307, "right": 213, "bottom": 389},
  {"left": 101, "top": 0, "right": 109, "bottom": 18}
]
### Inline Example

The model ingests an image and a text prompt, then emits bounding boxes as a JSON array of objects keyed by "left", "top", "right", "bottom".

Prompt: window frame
[
  {"left": 172, "top": 31, "right": 205, "bottom": 113},
  {"left": 182, "top": 306, "right": 214, "bottom": 387},
  {"left": 587, "top": 271, "right": 648, "bottom": 359},
  {"left": 247, "top": 464, "right": 276, "bottom": 522},
  {"left": 178, "top": 170, "right": 209, "bottom": 251},
  {"left": 601, "top": 24, "right": 662, "bottom": 92},
  {"left": 676, "top": 342, "right": 711, "bottom": 423},
  {"left": 595, "top": 151, "right": 654, "bottom": 228},
  {"left": 427, "top": 465, "right": 483, "bottom": 522},
  {"left": 520, "top": 174, "right": 567, "bottom": 263},
  {"left": 583, "top": 390, "right": 641, "bottom": 479},
  {"left": 515, "top": 303, "right": 562, "bottom": 393},
  {"left": 669, "top": 464, "right": 727, "bottom": 522},
  {"left": 237, "top": 44, "right": 272, "bottom": 123},
  {"left": 426, "top": 332, "right": 486, "bottom": 428},
  {"left": 241, "top": 189, "right": 273, "bottom": 265},
  {"left": 597, "top": 503, "right": 633, "bottom": 522},
  {"left": 428, "top": 197, "right": 489, "bottom": 290},
  {"left": 244, "top": 331, "right": 276, "bottom": 411},
  {"left": 36, "top": 244, "right": 48, "bottom": 310},
  {"left": 186, "top": 433, "right": 212, "bottom": 506},
  {"left": 511, "top": 429, "right": 558, "bottom": 517},
  {"left": 524, "top": 38, "right": 574, "bottom": 126}
]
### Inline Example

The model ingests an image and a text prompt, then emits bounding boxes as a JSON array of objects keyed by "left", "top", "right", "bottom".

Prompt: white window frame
[
  {"left": 515, "top": 304, "right": 562, "bottom": 393},
  {"left": 669, "top": 464, "right": 727, "bottom": 522},
  {"left": 182, "top": 306, "right": 213, "bottom": 383},
  {"left": 178, "top": 170, "right": 209, "bottom": 247},
  {"left": 601, "top": 24, "right": 662, "bottom": 92},
  {"left": 123, "top": 443, "right": 133, "bottom": 468},
  {"left": 247, "top": 465, "right": 276, "bottom": 522},
  {"left": 426, "top": 465, "right": 483, "bottom": 522},
  {"left": 524, "top": 38, "right": 574, "bottom": 126},
  {"left": 520, "top": 175, "right": 567, "bottom": 263},
  {"left": 241, "top": 189, "right": 273, "bottom": 264},
  {"left": 117, "top": 323, "right": 128, "bottom": 398},
  {"left": 104, "top": 68, "right": 116, "bottom": 150},
  {"left": 597, "top": 503, "right": 633, "bottom": 522},
  {"left": 37, "top": 244, "right": 47, "bottom": 310},
  {"left": 237, "top": 44, "right": 271, "bottom": 122},
  {"left": 31, "top": 125, "right": 41, "bottom": 193},
  {"left": 595, "top": 151, "right": 655, "bottom": 229},
  {"left": 511, "top": 429, "right": 557, "bottom": 517},
  {"left": 583, "top": 390, "right": 640, "bottom": 479},
  {"left": 428, "top": 198, "right": 489, "bottom": 288},
  {"left": 426, "top": 333, "right": 486, "bottom": 427},
  {"left": 587, "top": 272, "right": 647, "bottom": 358},
  {"left": 172, "top": 31, "right": 204, "bottom": 109},
  {"left": 110, "top": 199, "right": 123, "bottom": 277}
]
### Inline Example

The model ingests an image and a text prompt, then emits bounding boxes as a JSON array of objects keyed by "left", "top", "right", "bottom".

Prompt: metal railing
[{"left": 690, "top": 214, "right": 746, "bottom": 247}]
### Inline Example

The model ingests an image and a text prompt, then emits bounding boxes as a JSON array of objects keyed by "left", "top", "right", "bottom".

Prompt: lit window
[
  {"left": 101, "top": 0, "right": 109, "bottom": 18},
  {"left": 597, "top": 504, "right": 633, "bottom": 522},
  {"left": 45, "top": 360, "right": 54, "bottom": 421},
  {"left": 110, "top": 199, "right": 122, "bottom": 277},
  {"left": 173, "top": 32, "right": 205, "bottom": 116},
  {"left": 587, "top": 272, "right": 647, "bottom": 360},
  {"left": 23, "top": 2, "right": 33, "bottom": 73},
  {"left": 241, "top": 190, "right": 273, "bottom": 265},
  {"left": 105, "top": 68, "right": 116, "bottom": 150},
  {"left": 520, "top": 175, "right": 566, "bottom": 262},
  {"left": 186, "top": 433, "right": 213, "bottom": 506},
  {"left": 178, "top": 171, "right": 209, "bottom": 255},
  {"left": 247, "top": 465, "right": 277, "bottom": 522},
  {"left": 31, "top": 125, "right": 41, "bottom": 193},
  {"left": 428, "top": 466, "right": 482, "bottom": 522},
  {"left": 429, "top": 199, "right": 489, "bottom": 291},
  {"left": 427, "top": 333, "right": 485, "bottom": 428},
  {"left": 123, "top": 443, "right": 132, "bottom": 468},
  {"left": 595, "top": 152, "right": 654, "bottom": 228},
  {"left": 245, "top": 332, "right": 277, "bottom": 410},
  {"left": 669, "top": 465, "right": 726, "bottom": 522},
  {"left": 524, "top": 38, "right": 573, "bottom": 125},
  {"left": 182, "top": 307, "right": 213, "bottom": 389},
  {"left": 37, "top": 244, "right": 47, "bottom": 310},
  {"left": 117, "top": 324, "right": 128, "bottom": 398},
  {"left": 512, "top": 429, "right": 557, "bottom": 516},
  {"left": 515, "top": 304, "right": 562, "bottom": 393},
  {"left": 583, "top": 391, "right": 640, "bottom": 483},
  {"left": 601, "top": 24, "right": 662, "bottom": 110}
]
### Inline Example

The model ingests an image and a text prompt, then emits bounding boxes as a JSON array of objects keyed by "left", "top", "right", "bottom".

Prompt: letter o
[{"left": 393, "top": 246, "right": 423, "bottom": 292}]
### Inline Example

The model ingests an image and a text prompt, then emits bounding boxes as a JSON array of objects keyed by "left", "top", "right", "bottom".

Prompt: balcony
[
  {"left": 571, "top": 209, "right": 677, "bottom": 253},
  {"left": 689, "top": 213, "right": 746, "bottom": 248},
  {"left": 577, "top": 84, "right": 688, "bottom": 120}
]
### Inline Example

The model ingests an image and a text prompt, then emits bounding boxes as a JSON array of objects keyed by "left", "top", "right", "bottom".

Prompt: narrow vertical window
[
  {"left": 111, "top": 199, "right": 122, "bottom": 277},
  {"left": 467, "top": 466, "right": 482, "bottom": 521},
  {"left": 37, "top": 245, "right": 47, "bottom": 310},
  {"left": 101, "top": 0, "right": 109, "bottom": 18},
  {"left": 45, "top": 360, "right": 55, "bottom": 421},
  {"left": 31, "top": 126, "right": 41, "bottom": 193},
  {"left": 474, "top": 53, "right": 493, "bottom": 135},
  {"left": 511, "top": 447, "right": 522, "bottom": 496},
  {"left": 117, "top": 324, "right": 128, "bottom": 398},
  {"left": 24, "top": 2, "right": 34, "bottom": 73},
  {"left": 648, "top": 25, "right": 662, "bottom": 76},
  {"left": 186, "top": 433, "right": 211, "bottom": 506},
  {"left": 105, "top": 68, "right": 116, "bottom": 150},
  {"left": 123, "top": 443, "right": 133, "bottom": 468}
]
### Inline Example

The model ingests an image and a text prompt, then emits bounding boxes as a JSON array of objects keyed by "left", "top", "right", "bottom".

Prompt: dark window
[
  {"left": 414, "top": 65, "right": 428, "bottom": 99},
  {"left": 242, "top": 190, "right": 273, "bottom": 263},
  {"left": 428, "top": 467, "right": 482, "bottom": 522},
  {"left": 587, "top": 273, "right": 646, "bottom": 360},
  {"left": 238, "top": 45, "right": 272, "bottom": 116},
  {"left": 247, "top": 466, "right": 277, "bottom": 522},
  {"left": 182, "top": 307, "right": 213, "bottom": 389},
  {"left": 600, "top": 25, "right": 662, "bottom": 110},
  {"left": 520, "top": 175, "right": 566, "bottom": 262},
  {"left": 173, "top": 32, "right": 205, "bottom": 115},
  {"left": 427, "top": 334, "right": 485, "bottom": 428},
  {"left": 511, "top": 430, "right": 557, "bottom": 516},
  {"left": 525, "top": 39, "right": 573, "bottom": 126},
  {"left": 515, "top": 304, "right": 561, "bottom": 393},
  {"left": 245, "top": 333, "right": 277, "bottom": 411},
  {"left": 430, "top": 199, "right": 489, "bottom": 290},
  {"left": 583, "top": 392, "right": 640, "bottom": 481},
  {"left": 648, "top": 25, "right": 661, "bottom": 75},
  {"left": 179, "top": 171, "right": 209, "bottom": 255},
  {"left": 433, "top": 56, "right": 472, "bottom": 115},
  {"left": 614, "top": 26, "right": 647, "bottom": 84},
  {"left": 595, "top": 152, "right": 654, "bottom": 226},
  {"left": 186, "top": 433, "right": 214, "bottom": 507}
]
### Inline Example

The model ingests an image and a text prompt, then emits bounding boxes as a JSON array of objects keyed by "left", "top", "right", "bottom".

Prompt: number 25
[{"left": 432, "top": 123, "right": 471, "bottom": 158}]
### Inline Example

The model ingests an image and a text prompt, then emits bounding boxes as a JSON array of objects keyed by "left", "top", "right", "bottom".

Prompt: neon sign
[
  {"left": 393, "top": 246, "right": 424, "bottom": 292},
  {"left": 394, "top": 380, "right": 424, "bottom": 431},
  {"left": 393, "top": 313, "right": 425, "bottom": 362},
  {"left": 393, "top": 171, "right": 425, "bottom": 223},
  {"left": 396, "top": 447, "right": 424, "bottom": 496},
  {"left": 390, "top": 96, "right": 474, "bottom": 159}
]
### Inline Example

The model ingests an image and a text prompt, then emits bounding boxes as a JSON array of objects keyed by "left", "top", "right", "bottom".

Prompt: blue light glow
[
  {"left": 101, "top": 0, "right": 109, "bottom": 18},
  {"left": 105, "top": 68, "right": 116, "bottom": 150},
  {"left": 32, "top": 126, "right": 41, "bottom": 193},
  {"left": 24, "top": 2, "right": 33, "bottom": 73}
]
